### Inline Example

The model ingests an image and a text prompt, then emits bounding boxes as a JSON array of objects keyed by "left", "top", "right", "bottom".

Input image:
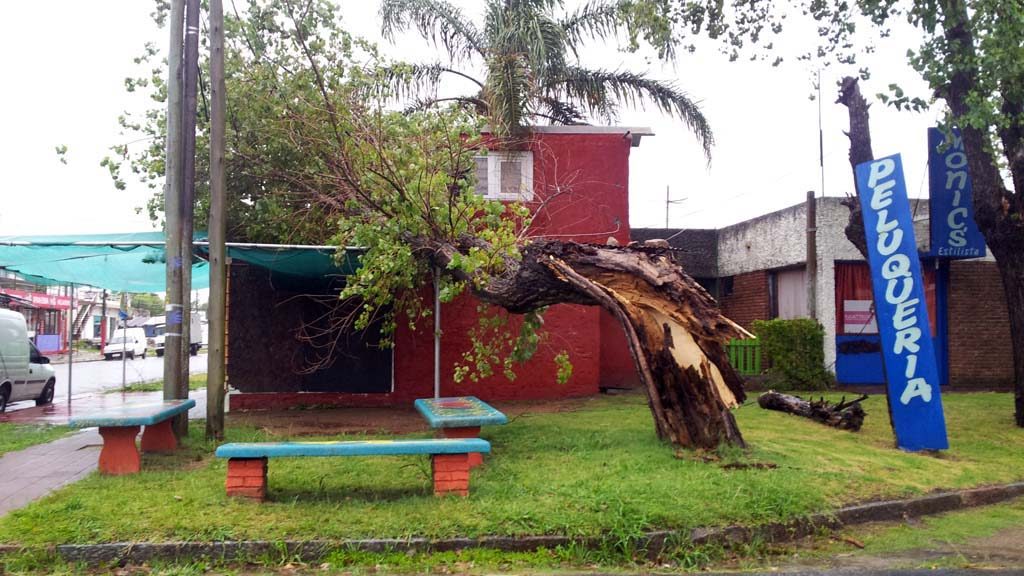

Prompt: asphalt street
[{"left": 6, "top": 353, "right": 207, "bottom": 412}]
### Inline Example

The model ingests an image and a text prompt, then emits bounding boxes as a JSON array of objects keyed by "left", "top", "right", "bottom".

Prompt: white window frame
[{"left": 474, "top": 151, "right": 534, "bottom": 201}]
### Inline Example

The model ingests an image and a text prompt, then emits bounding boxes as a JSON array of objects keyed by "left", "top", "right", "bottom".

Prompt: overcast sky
[{"left": 0, "top": 1, "right": 941, "bottom": 238}]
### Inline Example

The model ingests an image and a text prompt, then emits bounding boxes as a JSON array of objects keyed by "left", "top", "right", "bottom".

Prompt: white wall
[{"left": 715, "top": 197, "right": 932, "bottom": 370}]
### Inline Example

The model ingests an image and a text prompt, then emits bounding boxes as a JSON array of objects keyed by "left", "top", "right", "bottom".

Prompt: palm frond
[
  {"left": 403, "top": 96, "right": 489, "bottom": 116},
  {"left": 380, "top": 0, "right": 486, "bottom": 63},
  {"left": 547, "top": 67, "right": 714, "bottom": 161},
  {"left": 535, "top": 97, "right": 588, "bottom": 125},
  {"left": 485, "top": 53, "right": 534, "bottom": 137},
  {"left": 486, "top": 0, "right": 567, "bottom": 77},
  {"left": 559, "top": 1, "right": 625, "bottom": 56},
  {"left": 374, "top": 61, "right": 483, "bottom": 102}
]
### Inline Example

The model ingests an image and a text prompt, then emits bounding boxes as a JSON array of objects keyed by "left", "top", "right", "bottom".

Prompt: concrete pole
[
  {"left": 66, "top": 284, "right": 73, "bottom": 405},
  {"left": 806, "top": 190, "right": 818, "bottom": 320},
  {"left": 164, "top": 0, "right": 186, "bottom": 435},
  {"left": 179, "top": 0, "right": 201, "bottom": 419},
  {"left": 206, "top": 0, "right": 228, "bottom": 439}
]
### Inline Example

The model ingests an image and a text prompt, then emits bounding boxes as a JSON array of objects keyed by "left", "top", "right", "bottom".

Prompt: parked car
[
  {"left": 104, "top": 327, "right": 148, "bottom": 360},
  {"left": 0, "top": 308, "right": 56, "bottom": 411},
  {"left": 145, "top": 313, "right": 203, "bottom": 357}
]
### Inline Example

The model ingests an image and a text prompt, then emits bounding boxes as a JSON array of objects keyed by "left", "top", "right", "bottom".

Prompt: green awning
[
  {"left": 0, "top": 232, "right": 361, "bottom": 292},
  {"left": 0, "top": 232, "right": 208, "bottom": 292}
]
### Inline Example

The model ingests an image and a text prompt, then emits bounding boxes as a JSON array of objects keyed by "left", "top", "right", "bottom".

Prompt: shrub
[{"left": 751, "top": 318, "right": 834, "bottom": 391}]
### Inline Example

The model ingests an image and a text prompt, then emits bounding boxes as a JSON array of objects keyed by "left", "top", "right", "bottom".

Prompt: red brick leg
[
  {"left": 97, "top": 426, "right": 141, "bottom": 475},
  {"left": 442, "top": 427, "right": 484, "bottom": 468},
  {"left": 140, "top": 420, "right": 177, "bottom": 453},
  {"left": 226, "top": 458, "right": 268, "bottom": 501},
  {"left": 432, "top": 453, "right": 471, "bottom": 497}
]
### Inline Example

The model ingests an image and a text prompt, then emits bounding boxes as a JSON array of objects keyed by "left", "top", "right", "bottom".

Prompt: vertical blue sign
[
  {"left": 929, "top": 128, "right": 986, "bottom": 258},
  {"left": 856, "top": 154, "right": 948, "bottom": 451}
]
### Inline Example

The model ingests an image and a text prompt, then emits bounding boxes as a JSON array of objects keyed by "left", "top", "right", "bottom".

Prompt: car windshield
[{"left": 109, "top": 337, "right": 127, "bottom": 345}]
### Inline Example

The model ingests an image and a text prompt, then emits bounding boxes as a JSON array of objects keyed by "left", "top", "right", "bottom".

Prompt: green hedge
[{"left": 751, "top": 318, "right": 834, "bottom": 391}]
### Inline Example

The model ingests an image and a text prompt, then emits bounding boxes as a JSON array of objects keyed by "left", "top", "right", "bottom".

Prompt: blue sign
[
  {"left": 856, "top": 154, "right": 948, "bottom": 451},
  {"left": 118, "top": 310, "right": 129, "bottom": 320},
  {"left": 929, "top": 127, "right": 986, "bottom": 258}
]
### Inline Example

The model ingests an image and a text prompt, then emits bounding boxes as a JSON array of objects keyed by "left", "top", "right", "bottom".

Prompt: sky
[{"left": 0, "top": 1, "right": 942, "bottom": 238}]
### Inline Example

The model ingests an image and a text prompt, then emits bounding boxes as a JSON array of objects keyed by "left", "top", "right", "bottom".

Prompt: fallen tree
[
  {"left": 426, "top": 238, "right": 750, "bottom": 449},
  {"left": 757, "top": 391, "right": 868, "bottom": 431},
  {"left": 116, "top": 0, "right": 750, "bottom": 449}
]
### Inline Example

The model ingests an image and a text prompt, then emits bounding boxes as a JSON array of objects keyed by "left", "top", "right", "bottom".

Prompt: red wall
[
  {"left": 521, "top": 132, "right": 632, "bottom": 246},
  {"left": 718, "top": 271, "right": 771, "bottom": 330},
  {"left": 231, "top": 130, "right": 639, "bottom": 410}
]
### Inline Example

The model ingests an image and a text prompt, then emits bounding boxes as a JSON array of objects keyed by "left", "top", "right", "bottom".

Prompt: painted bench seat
[
  {"left": 215, "top": 438, "right": 491, "bottom": 500},
  {"left": 414, "top": 397, "right": 507, "bottom": 468},
  {"left": 69, "top": 399, "right": 195, "bottom": 475}
]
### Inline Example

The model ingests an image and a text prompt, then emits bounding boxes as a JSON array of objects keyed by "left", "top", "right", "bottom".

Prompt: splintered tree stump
[{"left": 757, "top": 391, "right": 868, "bottom": 431}]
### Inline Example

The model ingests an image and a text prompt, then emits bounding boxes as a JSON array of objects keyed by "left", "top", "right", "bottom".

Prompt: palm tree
[{"left": 380, "top": 0, "right": 713, "bottom": 159}]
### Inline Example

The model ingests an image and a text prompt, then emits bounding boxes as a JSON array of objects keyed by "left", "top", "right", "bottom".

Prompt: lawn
[
  {"left": 107, "top": 373, "right": 208, "bottom": 394},
  {"left": 0, "top": 423, "right": 70, "bottom": 457},
  {"left": 0, "top": 392, "right": 1022, "bottom": 549}
]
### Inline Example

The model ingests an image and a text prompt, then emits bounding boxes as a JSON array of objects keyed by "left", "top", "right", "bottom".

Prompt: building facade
[
  {"left": 226, "top": 126, "right": 650, "bottom": 409},
  {"left": 635, "top": 197, "right": 1013, "bottom": 388}
]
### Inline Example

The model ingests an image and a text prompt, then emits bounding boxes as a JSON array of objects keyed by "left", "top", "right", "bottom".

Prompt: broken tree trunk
[
  {"left": 429, "top": 238, "right": 750, "bottom": 450},
  {"left": 757, "top": 390, "right": 868, "bottom": 431}
]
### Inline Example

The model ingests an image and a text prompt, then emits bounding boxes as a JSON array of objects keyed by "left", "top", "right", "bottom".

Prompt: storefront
[{"left": 0, "top": 287, "right": 71, "bottom": 353}]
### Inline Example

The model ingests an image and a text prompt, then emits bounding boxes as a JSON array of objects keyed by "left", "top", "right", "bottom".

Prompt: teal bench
[
  {"left": 414, "top": 396, "right": 507, "bottom": 467},
  {"left": 69, "top": 399, "right": 195, "bottom": 476},
  {"left": 215, "top": 438, "right": 491, "bottom": 500}
]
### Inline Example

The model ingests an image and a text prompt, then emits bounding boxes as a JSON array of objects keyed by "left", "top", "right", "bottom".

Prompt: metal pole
[
  {"left": 665, "top": 185, "right": 669, "bottom": 228},
  {"left": 206, "top": 0, "right": 228, "bottom": 439},
  {"left": 164, "top": 0, "right": 186, "bottom": 434},
  {"left": 434, "top": 267, "right": 441, "bottom": 399},
  {"left": 66, "top": 284, "right": 73, "bottom": 405},
  {"left": 806, "top": 191, "right": 818, "bottom": 320},
  {"left": 121, "top": 293, "right": 128, "bottom": 391}
]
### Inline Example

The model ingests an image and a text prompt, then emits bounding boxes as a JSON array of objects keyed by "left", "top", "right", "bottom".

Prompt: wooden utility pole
[
  {"left": 179, "top": 0, "right": 201, "bottom": 426},
  {"left": 207, "top": 0, "right": 227, "bottom": 439},
  {"left": 164, "top": 0, "right": 186, "bottom": 438}
]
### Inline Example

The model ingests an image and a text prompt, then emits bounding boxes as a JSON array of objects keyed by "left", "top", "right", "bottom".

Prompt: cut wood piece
[{"left": 757, "top": 390, "right": 868, "bottom": 431}]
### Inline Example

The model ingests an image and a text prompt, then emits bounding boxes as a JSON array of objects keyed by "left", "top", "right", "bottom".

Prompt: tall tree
[
  {"left": 110, "top": 0, "right": 748, "bottom": 450},
  {"left": 663, "top": 0, "right": 1024, "bottom": 426},
  {"left": 379, "top": 0, "right": 713, "bottom": 156}
]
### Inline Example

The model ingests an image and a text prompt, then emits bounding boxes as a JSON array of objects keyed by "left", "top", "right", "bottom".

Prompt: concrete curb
[{"left": 4, "top": 482, "right": 1022, "bottom": 566}]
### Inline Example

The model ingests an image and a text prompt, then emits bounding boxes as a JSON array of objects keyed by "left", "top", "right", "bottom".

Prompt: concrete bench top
[
  {"left": 414, "top": 397, "right": 508, "bottom": 428},
  {"left": 69, "top": 399, "right": 196, "bottom": 428},
  {"left": 216, "top": 438, "right": 491, "bottom": 459}
]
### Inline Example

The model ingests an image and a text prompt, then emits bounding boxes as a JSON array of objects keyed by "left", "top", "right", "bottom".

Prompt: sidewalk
[
  {"left": 0, "top": 429, "right": 100, "bottom": 516},
  {"left": 0, "top": 390, "right": 207, "bottom": 517}
]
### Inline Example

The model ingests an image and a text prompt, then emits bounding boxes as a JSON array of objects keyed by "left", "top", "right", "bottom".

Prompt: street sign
[{"left": 856, "top": 154, "right": 949, "bottom": 451}]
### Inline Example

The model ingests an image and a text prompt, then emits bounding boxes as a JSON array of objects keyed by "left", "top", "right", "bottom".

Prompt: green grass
[
  {"left": 0, "top": 423, "right": 70, "bottom": 456},
  {"left": 1, "top": 392, "right": 1022, "bottom": 553},
  {"left": 107, "top": 373, "right": 208, "bottom": 394},
  {"left": 838, "top": 497, "right": 1024, "bottom": 554}
]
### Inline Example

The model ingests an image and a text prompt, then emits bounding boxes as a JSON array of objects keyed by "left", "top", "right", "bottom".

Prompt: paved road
[{"left": 5, "top": 354, "right": 207, "bottom": 412}]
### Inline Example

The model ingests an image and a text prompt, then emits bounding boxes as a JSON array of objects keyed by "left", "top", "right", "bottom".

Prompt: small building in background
[{"left": 634, "top": 197, "right": 1012, "bottom": 389}]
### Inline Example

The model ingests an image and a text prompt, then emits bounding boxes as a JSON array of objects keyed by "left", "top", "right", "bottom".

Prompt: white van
[
  {"left": 0, "top": 309, "right": 57, "bottom": 411},
  {"left": 104, "top": 327, "right": 149, "bottom": 360}
]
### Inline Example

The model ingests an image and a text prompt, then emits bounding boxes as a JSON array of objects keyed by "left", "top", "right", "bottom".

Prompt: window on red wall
[{"left": 835, "top": 261, "right": 936, "bottom": 336}]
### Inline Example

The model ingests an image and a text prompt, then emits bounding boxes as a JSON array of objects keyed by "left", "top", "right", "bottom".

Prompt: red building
[{"left": 227, "top": 127, "right": 649, "bottom": 409}]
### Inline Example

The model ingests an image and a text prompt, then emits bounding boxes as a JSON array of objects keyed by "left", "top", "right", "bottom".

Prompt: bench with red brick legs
[
  {"left": 214, "top": 438, "right": 491, "bottom": 501},
  {"left": 68, "top": 399, "right": 196, "bottom": 475}
]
